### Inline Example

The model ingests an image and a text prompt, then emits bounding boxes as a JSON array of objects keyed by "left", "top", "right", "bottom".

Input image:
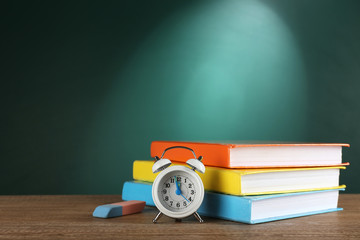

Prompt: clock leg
[
  {"left": 152, "top": 211, "right": 163, "bottom": 223},
  {"left": 193, "top": 211, "right": 204, "bottom": 223}
]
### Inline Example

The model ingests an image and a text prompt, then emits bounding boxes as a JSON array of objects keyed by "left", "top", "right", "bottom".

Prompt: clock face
[
  {"left": 159, "top": 172, "right": 196, "bottom": 212},
  {"left": 152, "top": 165, "right": 204, "bottom": 219}
]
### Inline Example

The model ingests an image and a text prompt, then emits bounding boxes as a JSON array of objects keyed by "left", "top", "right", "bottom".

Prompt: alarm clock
[{"left": 151, "top": 146, "right": 205, "bottom": 223}]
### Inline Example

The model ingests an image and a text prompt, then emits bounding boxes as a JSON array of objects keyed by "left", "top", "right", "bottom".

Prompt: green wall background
[{"left": 1, "top": 0, "right": 359, "bottom": 194}]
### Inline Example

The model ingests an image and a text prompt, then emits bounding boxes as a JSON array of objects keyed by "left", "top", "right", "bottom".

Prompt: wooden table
[{"left": 0, "top": 194, "right": 359, "bottom": 240}]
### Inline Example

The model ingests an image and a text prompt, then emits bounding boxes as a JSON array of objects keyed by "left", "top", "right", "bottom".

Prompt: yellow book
[{"left": 133, "top": 160, "right": 346, "bottom": 196}]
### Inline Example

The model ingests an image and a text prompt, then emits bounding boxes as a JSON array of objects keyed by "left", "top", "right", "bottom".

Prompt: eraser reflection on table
[{"left": 92, "top": 200, "right": 146, "bottom": 218}]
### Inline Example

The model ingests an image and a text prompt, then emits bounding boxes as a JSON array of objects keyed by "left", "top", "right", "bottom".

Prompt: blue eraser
[
  {"left": 93, "top": 204, "right": 123, "bottom": 218},
  {"left": 92, "top": 201, "right": 146, "bottom": 218}
]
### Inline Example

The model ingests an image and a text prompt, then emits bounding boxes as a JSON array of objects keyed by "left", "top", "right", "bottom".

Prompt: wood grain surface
[{"left": 0, "top": 194, "right": 359, "bottom": 240}]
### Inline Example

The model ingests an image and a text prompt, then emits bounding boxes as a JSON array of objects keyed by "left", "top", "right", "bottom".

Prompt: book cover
[
  {"left": 151, "top": 141, "right": 350, "bottom": 168},
  {"left": 133, "top": 160, "right": 346, "bottom": 195},
  {"left": 122, "top": 181, "right": 344, "bottom": 224}
]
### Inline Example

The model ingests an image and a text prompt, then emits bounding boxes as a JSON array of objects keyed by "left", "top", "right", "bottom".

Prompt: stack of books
[{"left": 122, "top": 141, "right": 349, "bottom": 224}]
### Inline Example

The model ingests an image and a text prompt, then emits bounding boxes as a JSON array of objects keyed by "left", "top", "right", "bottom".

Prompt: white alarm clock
[{"left": 151, "top": 146, "right": 205, "bottom": 223}]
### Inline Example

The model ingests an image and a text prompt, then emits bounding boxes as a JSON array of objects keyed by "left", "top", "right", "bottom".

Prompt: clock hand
[
  {"left": 180, "top": 193, "right": 190, "bottom": 203},
  {"left": 174, "top": 176, "right": 181, "bottom": 195},
  {"left": 174, "top": 177, "right": 190, "bottom": 203}
]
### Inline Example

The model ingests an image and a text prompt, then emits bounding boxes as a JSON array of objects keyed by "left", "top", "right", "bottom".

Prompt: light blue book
[{"left": 122, "top": 181, "right": 343, "bottom": 224}]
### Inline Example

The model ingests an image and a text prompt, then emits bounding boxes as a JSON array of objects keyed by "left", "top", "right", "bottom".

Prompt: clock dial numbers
[{"left": 160, "top": 174, "right": 196, "bottom": 211}]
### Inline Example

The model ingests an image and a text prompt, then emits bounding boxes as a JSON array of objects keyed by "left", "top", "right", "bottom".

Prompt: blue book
[{"left": 122, "top": 181, "right": 343, "bottom": 224}]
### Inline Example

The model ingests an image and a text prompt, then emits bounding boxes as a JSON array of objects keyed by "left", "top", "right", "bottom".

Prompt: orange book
[{"left": 150, "top": 141, "right": 350, "bottom": 168}]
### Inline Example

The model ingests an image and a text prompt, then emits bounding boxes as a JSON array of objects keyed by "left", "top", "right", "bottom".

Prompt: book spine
[
  {"left": 122, "top": 181, "right": 344, "bottom": 224},
  {"left": 122, "top": 181, "right": 155, "bottom": 205},
  {"left": 150, "top": 141, "right": 231, "bottom": 168},
  {"left": 122, "top": 181, "right": 252, "bottom": 223},
  {"left": 133, "top": 161, "right": 242, "bottom": 195}
]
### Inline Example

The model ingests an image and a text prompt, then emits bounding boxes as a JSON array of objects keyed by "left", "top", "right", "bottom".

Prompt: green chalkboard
[{"left": 1, "top": 0, "right": 360, "bottom": 194}]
